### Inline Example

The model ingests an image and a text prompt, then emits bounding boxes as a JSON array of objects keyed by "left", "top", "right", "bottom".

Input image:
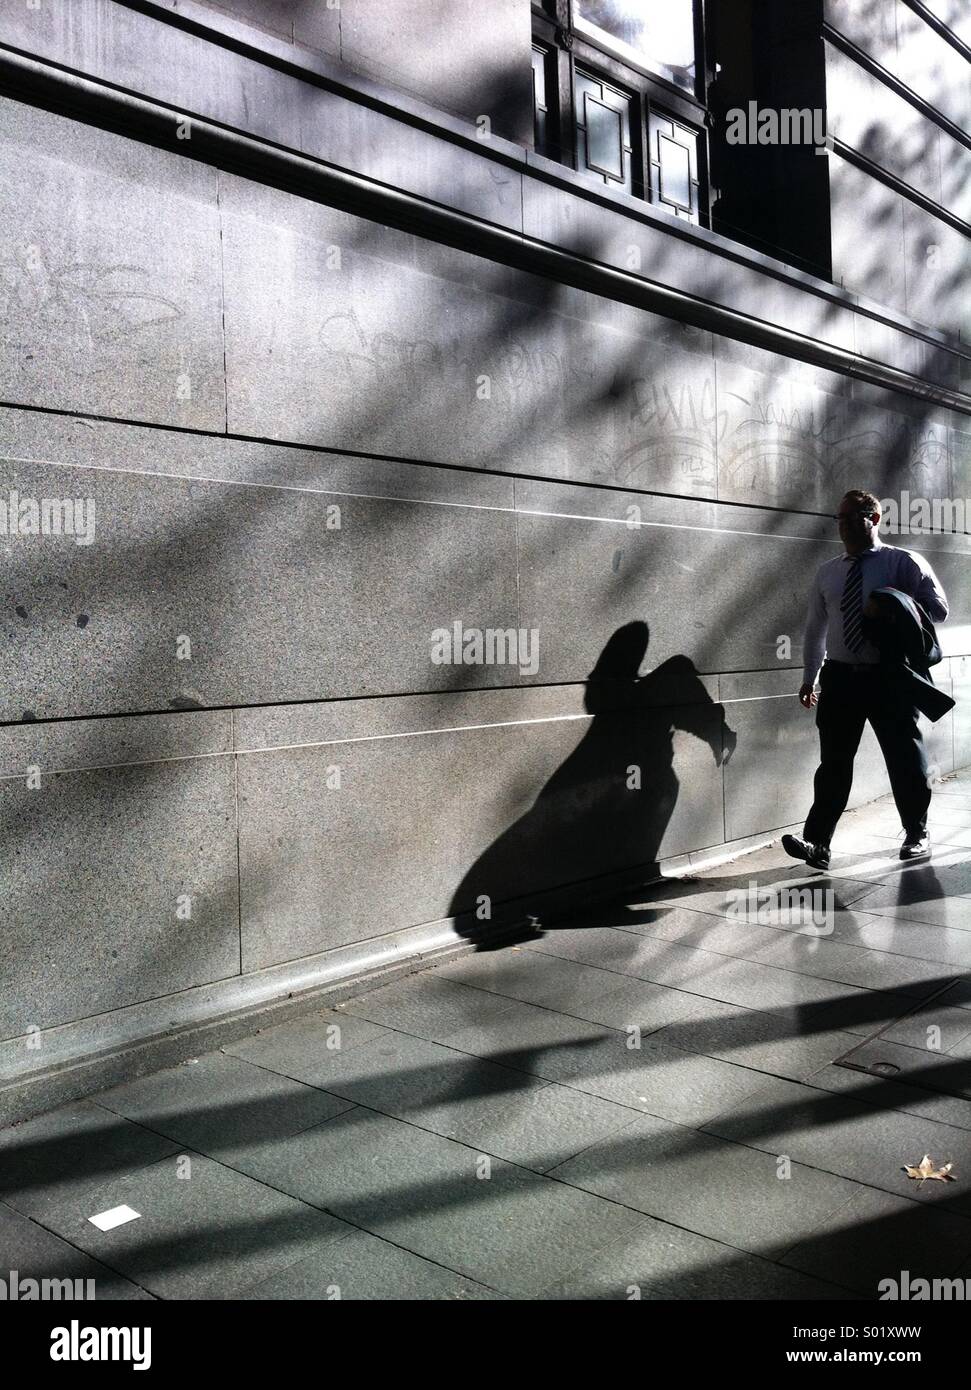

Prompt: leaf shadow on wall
[{"left": 447, "top": 620, "right": 738, "bottom": 950}]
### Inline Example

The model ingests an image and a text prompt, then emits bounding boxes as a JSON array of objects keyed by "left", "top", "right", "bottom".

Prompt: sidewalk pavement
[{"left": 5, "top": 775, "right": 971, "bottom": 1301}]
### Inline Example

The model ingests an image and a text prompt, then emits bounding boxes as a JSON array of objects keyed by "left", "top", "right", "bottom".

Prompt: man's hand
[{"left": 799, "top": 683, "right": 817, "bottom": 709}]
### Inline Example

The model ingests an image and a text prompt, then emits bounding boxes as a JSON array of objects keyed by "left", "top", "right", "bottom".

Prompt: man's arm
[
  {"left": 903, "top": 550, "right": 949, "bottom": 622},
  {"left": 801, "top": 573, "right": 827, "bottom": 687}
]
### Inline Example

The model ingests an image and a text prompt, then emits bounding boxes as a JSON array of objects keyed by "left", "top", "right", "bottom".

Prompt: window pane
[
  {"left": 658, "top": 134, "right": 691, "bottom": 208},
  {"left": 574, "top": 72, "right": 633, "bottom": 192},
  {"left": 531, "top": 46, "right": 549, "bottom": 151},
  {"left": 575, "top": 0, "right": 696, "bottom": 92},
  {"left": 649, "top": 111, "right": 700, "bottom": 222},
  {"left": 532, "top": 48, "right": 545, "bottom": 108},
  {"left": 584, "top": 93, "right": 624, "bottom": 180}
]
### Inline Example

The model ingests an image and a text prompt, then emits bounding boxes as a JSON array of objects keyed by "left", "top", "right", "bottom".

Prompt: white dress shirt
[{"left": 802, "top": 534, "right": 949, "bottom": 686}]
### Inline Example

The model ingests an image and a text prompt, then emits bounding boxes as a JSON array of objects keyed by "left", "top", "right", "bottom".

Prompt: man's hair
[{"left": 842, "top": 489, "right": 881, "bottom": 516}]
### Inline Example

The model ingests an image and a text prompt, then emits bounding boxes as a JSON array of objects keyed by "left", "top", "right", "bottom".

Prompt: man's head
[{"left": 837, "top": 490, "right": 881, "bottom": 555}]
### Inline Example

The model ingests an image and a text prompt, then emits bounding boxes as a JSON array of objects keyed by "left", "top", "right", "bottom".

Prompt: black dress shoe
[
  {"left": 900, "top": 836, "right": 930, "bottom": 861},
  {"left": 781, "top": 834, "right": 831, "bottom": 870}
]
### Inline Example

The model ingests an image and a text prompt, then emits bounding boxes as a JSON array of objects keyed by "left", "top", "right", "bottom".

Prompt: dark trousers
[{"left": 803, "top": 660, "right": 930, "bottom": 846}]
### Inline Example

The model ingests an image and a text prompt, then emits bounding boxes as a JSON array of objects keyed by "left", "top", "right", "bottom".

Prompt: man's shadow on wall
[{"left": 448, "top": 621, "right": 738, "bottom": 950}]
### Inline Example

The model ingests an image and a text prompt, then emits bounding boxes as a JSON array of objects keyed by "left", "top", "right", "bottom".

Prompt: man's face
[{"left": 837, "top": 499, "right": 879, "bottom": 551}]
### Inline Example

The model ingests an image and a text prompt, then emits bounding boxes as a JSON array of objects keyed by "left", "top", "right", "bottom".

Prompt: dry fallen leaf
[{"left": 902, "top": 1154, "right": 955, "bottom": 1184}]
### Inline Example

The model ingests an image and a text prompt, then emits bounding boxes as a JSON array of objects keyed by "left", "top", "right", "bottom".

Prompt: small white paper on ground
[{"left": 88, "top": 1204, "right": 141, "bottom": 1231}]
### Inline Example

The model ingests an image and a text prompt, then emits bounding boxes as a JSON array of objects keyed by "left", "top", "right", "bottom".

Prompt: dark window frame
[
  {"left": 531, "top": 0, "right": 713, "bottom": 227},
  {"left": 573, "top": 64, "right": 641, "bottom": 195}
]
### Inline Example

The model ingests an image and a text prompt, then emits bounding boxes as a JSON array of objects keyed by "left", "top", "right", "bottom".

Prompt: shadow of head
[{"left": 584, "top": 620, "right": 649, "bottom": 714}]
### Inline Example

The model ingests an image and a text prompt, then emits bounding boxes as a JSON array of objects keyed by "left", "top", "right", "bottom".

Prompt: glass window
[
  {"left": 574, "top": 70, "right": 634, "bottom": 192},
  {"left": 575, "top": 0, "right": 697, "bottom": 93},
  {"left": 531, "top": 46, "right": 550, "bottom": 152},
  {"left": 648, "top": 110, "right": 700, "bottom": 222}
]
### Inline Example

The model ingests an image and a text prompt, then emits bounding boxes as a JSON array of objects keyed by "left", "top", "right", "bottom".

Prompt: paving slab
[
  {"left": 808, "top": 1057, "right": 971, "bottom": 1130},
  {"left": 616, "top": 905, "right": 949, "bottom": 995},
  {"left": 251, "top": 1027, "right": 542, "bottom": 1134},
  {"left": 0, "top": 1202, "right": 154, "bottom": 1300},
  {"left": 878, "top": 999, "right": 971, "bottom": 1052},
  {"left": 701, "top": 1075, "right": 971, "bottom": 1216},
  {"left": 548, "top": 1111, "right": 864, "bottom": 1257},
  {"left": 443, "top": 1082, "right": 642, "bottom": 1173},
  {"left": 0, "top": 1101, "right": 180, "bottom": 1223},
  {"left": 936, "top": 827, "right": 971, "bottom": 849},
  {"left": 508, "top": 1026, "right": 774, "bottom": 1126},
  {"left": 641, "top": 866, "right": 882, "bottom": 916},
  {"left": 528, "top": 928, "right": 891, "bottom": 1021},
  {"left": 339, "top": 974, "right": 522, "bottom": 1044},
  {"left": 780, "top": 1183, "right": 971, "bottom": 1295},
  {"left": 523, "top": 921, "right": 723, "bottom": 970},
  {"left": 235, "top": 1227, "right": 506, "bottom": 1300},
  {"left": 541, "top": 1214, "right": 853, "bottom": 1300},
  {"left": 803, "top": 985, "right": 947, "bottom": 1040},
  {"left": 937, "top": 979, "right": 971, "bottom": 1010},
  {"left": 852, "top": 890, "right": 971, "bottom": 933},
  {"left": 813, "top": 844, "right": 971, "bottom": 881},
  {"left": 443, "top": 993, "right": 611, "bottom": 1065},
  {"left": 649, "top": 1008, "right": 861, "bottom": 1084},
  {"left": 782, "top": 910, "right": 971, "bottom": 970},
  {"left": 6, "top": 1149, "right": 353, "bottom": 1300},
  {"left": 225, "top": 1107, "right": 646, "bottom": 1298},
  {"left": 533, "top": 972, "right": 742, "bottom": 1035},
  {"left": 829, "top": 1036, "right": 971, "bottom": 1103},
  {"left": 434, "top": 948, "right": 639, "bottom": 1012},
  {"left": 222, "top": 1009, "right": 393, "bottom": 1087},
  {"left": 93, "top": 1051, "right": 354, "bottom": 1164}
]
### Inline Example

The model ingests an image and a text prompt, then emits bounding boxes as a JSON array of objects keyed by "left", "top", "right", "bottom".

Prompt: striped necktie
[{"left": 841, "top": 556, "right": 865, "bottom": 653}]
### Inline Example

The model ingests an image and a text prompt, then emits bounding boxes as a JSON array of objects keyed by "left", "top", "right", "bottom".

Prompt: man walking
[{"left": 783, "top": 489, "right": 949, "bottom": 870}]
